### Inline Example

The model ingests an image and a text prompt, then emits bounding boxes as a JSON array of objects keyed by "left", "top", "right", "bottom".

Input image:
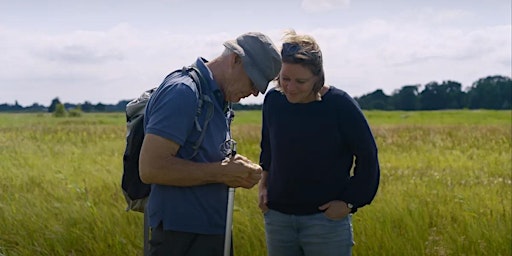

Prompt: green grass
[{"left": 0, "top": 110, "right": 510, "bottom": 256}]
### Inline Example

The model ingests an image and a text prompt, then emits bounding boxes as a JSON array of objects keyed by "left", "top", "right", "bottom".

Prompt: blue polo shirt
[{"left": 144, "top": 58, "right": 230, "bottom": 234}]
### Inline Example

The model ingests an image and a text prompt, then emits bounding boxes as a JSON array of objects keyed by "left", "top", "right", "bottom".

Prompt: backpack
[{"left": 121, "top": 65, "right": 212, "bottom": 213}]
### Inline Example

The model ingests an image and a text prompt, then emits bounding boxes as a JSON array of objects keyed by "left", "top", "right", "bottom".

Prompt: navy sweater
[{"left": 259, "top": 87, "right": 380, "bottom": 215}]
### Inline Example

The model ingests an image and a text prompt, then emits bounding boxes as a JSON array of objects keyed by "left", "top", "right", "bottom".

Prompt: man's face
[{"left": 224, "top": 63, "right": 260, "bottom": 102}]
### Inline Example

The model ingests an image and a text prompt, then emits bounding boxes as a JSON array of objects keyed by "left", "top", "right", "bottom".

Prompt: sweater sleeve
[
  {"left": 259, "top": 93, "right": 271, "bottom": 171},
  {"left": 338, "top": 94, "right": 380, "bottom": 209}
]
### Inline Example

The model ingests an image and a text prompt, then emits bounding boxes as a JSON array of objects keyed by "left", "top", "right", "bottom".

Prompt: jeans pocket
[{"left": 322, "top": 212, "right": 346, "bottom": 221}]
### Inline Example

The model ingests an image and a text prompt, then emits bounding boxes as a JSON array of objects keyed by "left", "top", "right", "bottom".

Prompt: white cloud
[
  {"left": 301, "top": 0, "right": 350, "bottom": 12},
  {"left": 0, "top": 1, "right": 510, "bottom": 106},
  {"left": 0, "top": 24, "right": 240, "bottom": 105},
  {"left": 302, "top": 13, "right": 511, "bottom": 97}
]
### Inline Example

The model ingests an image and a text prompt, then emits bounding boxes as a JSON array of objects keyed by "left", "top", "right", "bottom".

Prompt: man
[{"left": 139, "top": 32, "right": 281, "bottom": 256}]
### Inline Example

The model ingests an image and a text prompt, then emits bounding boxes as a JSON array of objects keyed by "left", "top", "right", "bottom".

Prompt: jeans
[{"left": 264, "top": 209, "right": 354, "bottom": 256}]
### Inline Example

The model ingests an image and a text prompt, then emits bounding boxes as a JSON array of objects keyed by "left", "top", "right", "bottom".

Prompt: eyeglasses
[{"left": 281, "top": 42, "right": 322, "bottom": 64}]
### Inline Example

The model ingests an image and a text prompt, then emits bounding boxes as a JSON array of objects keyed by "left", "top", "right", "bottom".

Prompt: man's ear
[{"left": 233, "top": 53, "right": 242, "bottom": 65}]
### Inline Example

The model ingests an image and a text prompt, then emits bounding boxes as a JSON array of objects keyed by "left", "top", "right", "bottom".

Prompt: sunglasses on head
[{"left": 281, "top": 42, "right": 322, "bottom": 64}]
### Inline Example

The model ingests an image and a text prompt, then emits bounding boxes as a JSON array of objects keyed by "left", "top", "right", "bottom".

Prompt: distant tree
[
  {"left": 356, "top": 89, "right": 392, "bottom": 110},
  {"left": 232, "top": 103, "right": 262, "bottom": 110},
  {"left": 419, "top": 82, "right": 443, "bottom": 110},
  {"left": 5, "top": 101, "right": 23, "bottom": 112},
  {"left": 419, "top": 81, "right": 464, "bottom": 110},
  {"left": 64, "top": 103, "right": 77, "bottom": 110},
  {"left": 467, "top": 75, "right": 512, "bottom": 109},
  {"left": 390, "top": 85, "right": 420, "bottom": 110},
  {"left": 53, "top": 103, "right": 67, "bottom": 117},
  {"left": 442, "top": 80, "right": 465, "bottom": 109},
  {"left": 25, "top": 103, "right": 46, "bottom": 112},
  {"left": 94, "top": 103, "right": 106, "bottom": 112},
  {"left": 116, "top": 100, "right": 130, "bottom": 110},
  {"left": 82, "top": 101, "right": 93, "bottom": 112},
  {"left": 69, "top": 104, "right": 83, "bottom": 117},
  {"left": 48, "top": 98, "right": 61, "bottom": 113}
]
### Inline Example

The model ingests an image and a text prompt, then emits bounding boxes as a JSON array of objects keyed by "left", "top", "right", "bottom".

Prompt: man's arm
[{"left": 139, "top": 133, "right": 262, "bottom": 188}]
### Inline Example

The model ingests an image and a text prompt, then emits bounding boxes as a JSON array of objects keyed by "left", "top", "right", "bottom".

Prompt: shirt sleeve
[{"left": 145, "top": 80, "right": 198, "bottom": 146}]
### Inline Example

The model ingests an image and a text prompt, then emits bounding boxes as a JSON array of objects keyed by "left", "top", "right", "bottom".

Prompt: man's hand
[{"left": 221, "top": 154, "right": 262, "bottom": 189}]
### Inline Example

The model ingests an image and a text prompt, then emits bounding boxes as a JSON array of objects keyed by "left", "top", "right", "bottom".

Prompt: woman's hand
[
  {"left": 258, "top": 181, "right": 269, "bottom": 213},
  {"left": 318, "top": 200, "right": 351, "bottom": 220}
]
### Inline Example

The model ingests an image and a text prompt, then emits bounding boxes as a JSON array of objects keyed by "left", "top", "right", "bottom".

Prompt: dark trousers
[{"left": 149, "top": 224, "right": 233, "bottom": 256}]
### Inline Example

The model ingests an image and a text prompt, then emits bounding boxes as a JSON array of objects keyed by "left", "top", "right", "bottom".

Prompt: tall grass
[{"left": 0, "top": 110, "right": 510, "bottom": 256}]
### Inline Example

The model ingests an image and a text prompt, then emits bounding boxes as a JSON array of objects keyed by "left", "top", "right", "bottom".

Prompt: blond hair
[{"left": 277, "top": 29, "right": 325, "bottom": 93}]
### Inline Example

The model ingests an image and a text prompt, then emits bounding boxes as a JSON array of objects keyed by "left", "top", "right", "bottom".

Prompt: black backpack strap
[
  {"left": 180, "top": 65, "right": 214, "bottom": 159},
  {"left": 182, "top": 66, "right": 204, "bottom": 128}
]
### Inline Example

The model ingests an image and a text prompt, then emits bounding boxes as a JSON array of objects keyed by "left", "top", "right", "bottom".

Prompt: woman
[{"left": 258, "top": 30, "right": 380, "bottom": 256}]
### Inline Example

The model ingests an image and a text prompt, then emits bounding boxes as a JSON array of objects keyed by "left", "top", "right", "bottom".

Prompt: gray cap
[{"left": 223, "top": 32, "right": 282, "bottom": 93}]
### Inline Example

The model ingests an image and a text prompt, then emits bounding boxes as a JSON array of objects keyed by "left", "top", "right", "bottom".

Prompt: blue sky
[{"left": 1, "top": 0, "right": 510, "bottom": 106}]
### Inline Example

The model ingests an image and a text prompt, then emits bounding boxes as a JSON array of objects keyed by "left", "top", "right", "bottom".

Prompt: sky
[{"left": 0, "top": 0, "right": 510, "bottom": 106}]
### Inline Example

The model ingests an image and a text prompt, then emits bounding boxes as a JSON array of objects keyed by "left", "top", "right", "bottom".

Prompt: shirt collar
[{"left": 194, "top": 57, "right": 228, "bottom": 109}]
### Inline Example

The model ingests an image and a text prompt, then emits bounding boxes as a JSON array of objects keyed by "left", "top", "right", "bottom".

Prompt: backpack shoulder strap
[{"left": 180, "top": 65, "right": 214, "bottom": 159}]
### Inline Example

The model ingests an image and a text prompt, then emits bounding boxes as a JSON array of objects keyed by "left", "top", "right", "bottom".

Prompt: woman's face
[{"left": 279, "top": 63, "right": 317, "bottom": 103}]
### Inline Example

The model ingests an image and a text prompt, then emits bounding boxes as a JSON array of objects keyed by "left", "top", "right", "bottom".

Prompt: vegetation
[
  {"left": 0, "top": 110, "right": 510, "bottom": 256},
  {"left": 356, "top": 75, "right": 511, "bottom": 110},
  {"left": 0, "top": 75, "right": 510, "bottom": 112},
  {"left": 68, "top": 105, "right": 83, "bottom": 117},
  {"left": 52, "top": 103, "right": 67, "bottom": 117}
]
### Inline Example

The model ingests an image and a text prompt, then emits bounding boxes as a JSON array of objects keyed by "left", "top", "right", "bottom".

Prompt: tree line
[
  {"left": 355, "top": 75, "right": 511, "bottom": 110},
  {"left": 1, "top": 75, "right": 510, "bottom": 113}
]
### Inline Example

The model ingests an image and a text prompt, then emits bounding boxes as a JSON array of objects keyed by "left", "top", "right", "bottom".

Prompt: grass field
[{"left": 0, "top": 110, "right": 510, "bottom": 256}]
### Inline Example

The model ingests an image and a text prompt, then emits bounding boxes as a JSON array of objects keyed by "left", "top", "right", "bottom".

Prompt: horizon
[{"left": 2, "top": 73, "right": 509, "bottom": 107}]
